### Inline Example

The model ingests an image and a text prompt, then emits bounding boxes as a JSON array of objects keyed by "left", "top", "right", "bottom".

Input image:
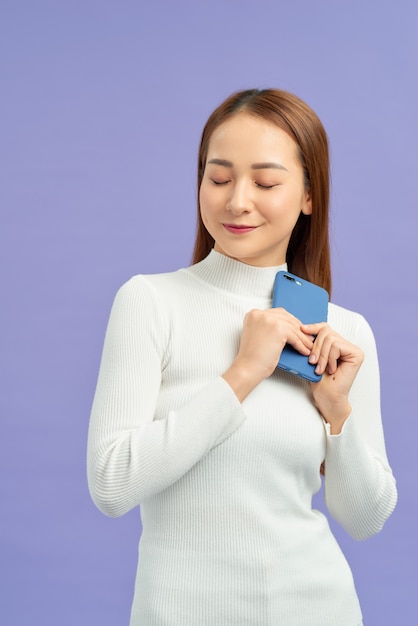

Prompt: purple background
[{"left": 1, "top": 1, "right": 417, "bottom": 624}]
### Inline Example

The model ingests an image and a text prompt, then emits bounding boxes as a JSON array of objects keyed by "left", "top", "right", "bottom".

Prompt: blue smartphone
[{"left": 272, "top": 271, "right": 329, "bottom": 382}]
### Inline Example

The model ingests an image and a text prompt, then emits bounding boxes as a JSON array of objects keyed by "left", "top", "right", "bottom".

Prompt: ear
[{"left": 301, "top": 190, "right": 312, "bottom": 216}]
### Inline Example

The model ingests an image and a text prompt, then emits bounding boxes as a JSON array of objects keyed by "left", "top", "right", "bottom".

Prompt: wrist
[
  {"left": 222, "top": 358, "right": 265, "bottom": 403},
  {"left": 319, "top": 400, "right": 352, "bottom": 435}
]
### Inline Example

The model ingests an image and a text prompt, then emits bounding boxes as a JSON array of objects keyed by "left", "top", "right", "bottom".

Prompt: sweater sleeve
[
  {"left": 323, "top": 313, "right": 397, "bottom": 540},
  {"left": 87, "top": 276, "right": 247, "bottom": 517}
]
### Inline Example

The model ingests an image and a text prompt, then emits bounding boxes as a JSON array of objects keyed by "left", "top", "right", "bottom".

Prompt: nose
[{"left": 226, "top": 180, "right": 253, "bottom": 214}]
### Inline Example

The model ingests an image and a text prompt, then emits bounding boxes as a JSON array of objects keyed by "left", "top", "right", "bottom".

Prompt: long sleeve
[
  {"left": 87, "top": 253, "right": 395, "bottom": 626},
  {"left": 323, "top": 310, "right": 397, "bottom": 540},
  {"left": 87, "top": 276, "right": 246, "bottom": 517}
]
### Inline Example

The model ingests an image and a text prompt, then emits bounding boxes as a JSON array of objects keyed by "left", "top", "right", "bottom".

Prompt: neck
[{"left": 188, "top": 249, "right": 287, "bottom": 300}]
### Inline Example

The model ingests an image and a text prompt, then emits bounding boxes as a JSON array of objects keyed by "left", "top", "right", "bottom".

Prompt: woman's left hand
[{"left": 301, "top": 323, "right": 364, "bottom": 434}]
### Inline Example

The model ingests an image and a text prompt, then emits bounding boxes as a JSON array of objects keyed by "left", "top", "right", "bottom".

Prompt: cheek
[
  {"left": 265, "top": 189, "right": 304, "bottom": 220},
  {"left": 199, "top": 183, "right": 217, "bottom": 219},
  {"left": 199, "top": 187, "right": 211, "bottom": 230},
  {"left": 199, "top": 181, "right": 211, "bottom": 203},
  {"left": 198, "top": 185, "right": 206, "bottom": 211}
]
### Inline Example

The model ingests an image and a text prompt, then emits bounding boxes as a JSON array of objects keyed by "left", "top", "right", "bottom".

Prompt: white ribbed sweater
[{"left": 87, "top": 250, "right": 397, "bottom": 626}]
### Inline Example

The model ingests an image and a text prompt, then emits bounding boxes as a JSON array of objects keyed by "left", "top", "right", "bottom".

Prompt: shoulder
[
  {"left": 116, "top": 265, "right": 197, "bottom": 304},
  {"left": 328, "top": 301, "right": 365, "bottom": 327},
  {"left": 328, "top": 302, "right": 377, "bottom": 353},
  {"left": 110, "top": 264, "right": 202, "bottom": 323}
]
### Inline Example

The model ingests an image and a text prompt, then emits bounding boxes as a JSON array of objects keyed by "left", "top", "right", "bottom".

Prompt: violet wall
[{"left": 1, "top": 1, "right": 417, "bottom": 624}]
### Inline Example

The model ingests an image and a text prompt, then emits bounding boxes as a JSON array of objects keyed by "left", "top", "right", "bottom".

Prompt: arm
[
  {"left": 222, "top": 307, "right": 314, "bottom": 401},
  {"left": 87, "top": 276, "right": 246, "bottom": 517},
  {"left": 306, "top": 314, "right": 397, "bottom": 540}
]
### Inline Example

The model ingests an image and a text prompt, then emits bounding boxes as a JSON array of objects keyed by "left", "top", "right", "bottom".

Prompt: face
[{"left": 199, "top": 113, "right": 312, "bottom": 267}]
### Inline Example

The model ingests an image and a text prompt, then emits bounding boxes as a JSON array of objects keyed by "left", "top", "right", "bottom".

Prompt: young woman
[{"left": 87, "top": 89, "right": 397, "bottom": 626}]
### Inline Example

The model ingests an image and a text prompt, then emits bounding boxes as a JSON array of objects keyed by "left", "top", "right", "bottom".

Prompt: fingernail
[{"left": 309, "top": 354, "right": 317, "bottom": 364}]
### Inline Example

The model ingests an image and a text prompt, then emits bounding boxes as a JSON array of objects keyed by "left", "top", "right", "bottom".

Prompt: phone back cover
[{"left": 272, "top": 271, "right": 329, "bottom": 382}]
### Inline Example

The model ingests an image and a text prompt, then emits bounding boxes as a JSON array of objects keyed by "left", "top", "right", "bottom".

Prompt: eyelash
[
  {"left": 256, "top": 183, "right": 278, "bottom": 190},
  {"left": 211, "top": 180, "right": 229, "bottom": 186},
  {"left": 210, "top": 179, "right": 278, "bottom": 190}
]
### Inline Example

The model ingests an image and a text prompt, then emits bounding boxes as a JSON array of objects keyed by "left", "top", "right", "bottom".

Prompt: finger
[
  {"left": 308, "top": 328, "right": 330, "bottom": 364},
  {"left": 302, "top": 323, "right": 329, "bottom": 365},
  {"left": 299, "top": 330, "right": 315, "bottom": 351},
  {"left": 311, "top": 333, "right": 340, "bottom": 374},
  {"left": 271, "top": 310, "right": 314, "bottom": 352},
  {"left": 301, "top": 322, "right": 328, "bottom": 335},
  {"left": 325, "top": 343, "right": 341, "bottom": 375},
  {"left": 288, "top": 321, "right": 316, "bottom": 352},
  {"left": 288, "top": 333, "right": 314, "bottom": 356}
]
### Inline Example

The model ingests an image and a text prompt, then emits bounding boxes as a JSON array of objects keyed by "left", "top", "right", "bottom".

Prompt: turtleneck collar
[{"left": 186, "top": 249, "right": 287, "bottom": 301}]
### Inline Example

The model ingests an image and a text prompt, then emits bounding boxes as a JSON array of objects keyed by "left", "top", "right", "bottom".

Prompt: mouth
[{"left": 223, "top": 224, "right": 258, "bottom": 234}]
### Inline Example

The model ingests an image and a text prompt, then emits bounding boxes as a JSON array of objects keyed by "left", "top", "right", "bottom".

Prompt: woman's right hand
[{"left": 222, "top": 307, "right": 313, "bottom": 402}]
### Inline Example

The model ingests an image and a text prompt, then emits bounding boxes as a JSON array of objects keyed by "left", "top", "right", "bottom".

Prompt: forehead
[{"left": 207, "top": 113, "right": 299, "bottom": 161}]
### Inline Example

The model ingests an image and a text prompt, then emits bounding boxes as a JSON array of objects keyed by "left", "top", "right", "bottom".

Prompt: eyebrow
[
  {"left": 252, "top": 162, "right": 288, "bottom": 172},
  {"left": 207, "top": 158, "right": 288, "bottom": 171}
]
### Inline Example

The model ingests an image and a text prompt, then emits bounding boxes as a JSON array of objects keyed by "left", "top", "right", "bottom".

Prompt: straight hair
[{"left": 192, "top": 89, "right": 331, "bottom": 295}]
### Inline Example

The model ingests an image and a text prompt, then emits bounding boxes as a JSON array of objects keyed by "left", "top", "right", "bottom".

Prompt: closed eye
[
  {"left": 211, "top": 179, "right": 230, "bottom": 186},
  {"left": 255, "top": 182, "right": 279, "bottom": 189}
]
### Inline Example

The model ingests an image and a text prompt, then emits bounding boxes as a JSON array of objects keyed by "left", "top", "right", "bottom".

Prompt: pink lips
[{"left": 223, "top": 224, "right": 258, "bottom": 234}]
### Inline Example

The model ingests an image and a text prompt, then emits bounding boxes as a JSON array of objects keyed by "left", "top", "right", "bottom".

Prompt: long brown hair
[{"left": 192, "top": 89, "right": 331, "bottom": 294}]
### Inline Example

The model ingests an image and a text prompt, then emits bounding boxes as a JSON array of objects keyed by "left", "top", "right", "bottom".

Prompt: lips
[{"left": 223, "top": 224, "right": 258, "bottom": 234}]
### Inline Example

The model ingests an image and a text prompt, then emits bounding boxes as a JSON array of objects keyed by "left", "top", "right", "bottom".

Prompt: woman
[{"left": 87, "top": 89, "right": 397, "bottom": 626}]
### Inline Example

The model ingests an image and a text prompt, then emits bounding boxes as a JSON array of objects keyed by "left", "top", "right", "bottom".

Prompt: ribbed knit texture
[{"left": 87, "top": 250, "right": 397, "bottom": 626}]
